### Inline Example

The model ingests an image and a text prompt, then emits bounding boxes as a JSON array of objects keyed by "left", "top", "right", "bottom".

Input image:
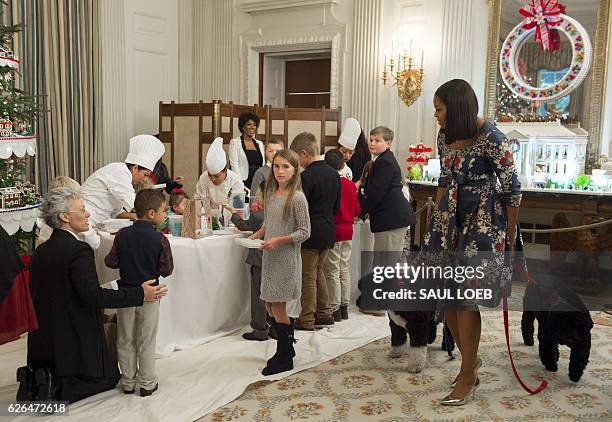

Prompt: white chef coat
[
  {"left": 80, "top": 162, "right": 135, "bottom": 226},
  {"left": 320, "top": 150, "right": 353, "bottom": 180},
  {"left": 195, "top": 168, "right": 245, "bottom": 206},
  {"left": 339, "top": 163, "right": 353, "bottom": 180}
]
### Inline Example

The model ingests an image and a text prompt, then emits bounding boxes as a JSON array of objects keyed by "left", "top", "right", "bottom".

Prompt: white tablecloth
[
  {"left": 96, "top": 232, "right": 251, "bottom": 357},
  {"left": 95, "top": 222, "right": 375, "bottom": 357}
]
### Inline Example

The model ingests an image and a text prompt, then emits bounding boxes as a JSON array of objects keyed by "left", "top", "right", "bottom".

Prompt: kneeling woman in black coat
[{"left": 18, "top": 188, "right": 167, "bottom": 403}]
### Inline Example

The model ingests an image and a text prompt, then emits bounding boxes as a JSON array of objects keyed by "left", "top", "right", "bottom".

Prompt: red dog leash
[
  {"left": 502, "top": 260, "right": 548, "bottom": 394},
  {"left": 503, "top": 296, "right": 548, "bottom": 394}
]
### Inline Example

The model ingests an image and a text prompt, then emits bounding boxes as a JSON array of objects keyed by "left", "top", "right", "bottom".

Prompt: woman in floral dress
[{"left": 424, "top": 79, "right": 521, "bottom": 405}]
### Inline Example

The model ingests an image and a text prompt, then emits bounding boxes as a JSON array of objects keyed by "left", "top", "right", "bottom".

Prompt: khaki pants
[
  {"left": 300, "top": 249, "right": 332, "bottom": 327},
  {"left": 373, "top": 227, "right": 407, "bottom": 269},
  {"left": 116, "top": 301, "right": 160, "bottom": 390},
  {"left": 324, "top": 241, "right": 353, "bottom": 311}
]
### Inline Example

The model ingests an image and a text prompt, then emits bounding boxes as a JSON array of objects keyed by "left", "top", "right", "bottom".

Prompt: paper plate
[{"left": 212, "top": 229, "right": 236, "bottom": 236}]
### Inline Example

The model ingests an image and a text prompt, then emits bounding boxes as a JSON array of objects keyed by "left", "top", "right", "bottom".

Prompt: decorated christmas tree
[{"left": 0, "top": 6, "right": 41, "bottom": 251}]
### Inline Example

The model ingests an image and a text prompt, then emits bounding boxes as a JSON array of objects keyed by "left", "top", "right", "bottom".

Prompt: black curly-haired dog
[
  {"left": 388, "top": 311, "right": 455, "bottom": 373},
  {"left": 521, "top": 282, "right": 593, "bottom": 382}
]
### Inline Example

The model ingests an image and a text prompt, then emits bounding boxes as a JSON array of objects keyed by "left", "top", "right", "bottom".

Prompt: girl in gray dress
[{"left": 251, "top": 149, "right": 310, "bottom": 376}]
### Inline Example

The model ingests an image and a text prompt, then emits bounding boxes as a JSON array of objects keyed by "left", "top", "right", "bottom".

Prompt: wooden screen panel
[
  {"left": 160, "top": 144, "right": 172, "bottom": 176},
  {"left": 173, "top": 116, "right": 200, "bottom": 196},
  {"left": 287, "top": 121, "right": 322, "bottom": 146},
  {"left": 160, "top": 101, "right": 342, "bottom": 193}
]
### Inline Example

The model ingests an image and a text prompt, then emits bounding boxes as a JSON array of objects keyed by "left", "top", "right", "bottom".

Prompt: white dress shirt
[
  {"left": 80, "top": 162, "right": 135, "bottom": 226},
  {"left": 228, "top": 137, "right": 265, "bottom": 182},
  {"left": 38, "top": 221, "right": 100, "bottom": 250}
]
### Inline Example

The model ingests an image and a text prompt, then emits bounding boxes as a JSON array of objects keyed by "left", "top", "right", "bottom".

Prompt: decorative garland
[{"left": 500, "top": 9, "right": 592, "bottom": 102}]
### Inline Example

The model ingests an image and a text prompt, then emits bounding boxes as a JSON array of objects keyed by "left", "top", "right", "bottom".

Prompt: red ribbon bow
[
  {"left": 519, "top": 0, "right": 565, "bottom": 51},
  {"left": 172, "top": 187, "right": 184, "bottom": 194}
]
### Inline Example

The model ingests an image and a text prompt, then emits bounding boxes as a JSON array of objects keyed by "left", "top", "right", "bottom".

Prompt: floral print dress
[{"left": 423, "top": 121, "right": 522, "bottom": 308}]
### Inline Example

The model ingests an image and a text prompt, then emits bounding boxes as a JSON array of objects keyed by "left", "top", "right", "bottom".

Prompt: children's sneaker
[
  {"left": 332, "top": 309, "right": 342, "bottom": 322},
  {"left": 340, "top": 304, "right": 349, "bottom": 320},
  {"left": 314, "top": 316, "right": 335, "bottom": 328},
  {"left": 140, "top": 383, "right": 158, "bottom": 397}
]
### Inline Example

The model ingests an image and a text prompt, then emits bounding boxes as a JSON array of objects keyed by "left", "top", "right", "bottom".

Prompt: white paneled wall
[{"left": 97, "top": 0, "right": 612, "bottom": 166}]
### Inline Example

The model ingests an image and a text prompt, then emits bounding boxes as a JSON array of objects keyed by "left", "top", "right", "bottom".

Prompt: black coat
[
  {"left": 300, "top": 161, "right": 341, "bottom": 249},
  {"left": 27, "top": 229, "right": 144, "bottom": 378},
  {"left": 360, "top": 149, "right": 415, "bottom": 232}
]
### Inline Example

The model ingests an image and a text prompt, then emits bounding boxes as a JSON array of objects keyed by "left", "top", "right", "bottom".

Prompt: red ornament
[{"left": 519, "top": 0, "right": 566, "bottom": 51}]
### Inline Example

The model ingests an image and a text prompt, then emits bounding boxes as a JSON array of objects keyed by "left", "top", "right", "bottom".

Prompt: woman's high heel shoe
[
  {"left": 440, "top": 378, "right": 480, "bottom": 406},
  {"left": 450, "top": 356, "right": 482, "bottom": 388}
]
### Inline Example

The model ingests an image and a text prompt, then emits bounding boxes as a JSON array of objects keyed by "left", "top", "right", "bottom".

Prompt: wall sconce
[{"left": 381, "top": 48, "right": 424, "bottom": 107}]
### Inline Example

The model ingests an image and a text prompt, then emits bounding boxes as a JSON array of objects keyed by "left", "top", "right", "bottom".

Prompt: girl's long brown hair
[{"left": 264, "top": 149, "right": 302, "bottom": 222}]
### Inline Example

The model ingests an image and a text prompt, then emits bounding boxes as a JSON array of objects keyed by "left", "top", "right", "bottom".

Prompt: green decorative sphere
[{"left": 409, "top": 165, "right": 422, "bottom": 181}]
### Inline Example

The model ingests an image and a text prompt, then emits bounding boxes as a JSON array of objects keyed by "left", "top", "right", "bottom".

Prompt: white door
[{"left": 124, "top": 0, "right": 178, "bottom": 136}]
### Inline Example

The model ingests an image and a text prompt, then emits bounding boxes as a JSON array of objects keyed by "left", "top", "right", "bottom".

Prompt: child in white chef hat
[
  {"left": 81, "top": 134, "right": 166, "bottom": 227},
  {"left": 195, "top": 137, "right": 245, "bottom": 209},
  {"left": 336, "top": 118, "right": 361, "bottom": 180}
]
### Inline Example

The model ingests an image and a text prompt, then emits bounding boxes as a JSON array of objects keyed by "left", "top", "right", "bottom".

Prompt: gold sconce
[{"left": 382, "top": 49, "right": 424, "bottom": 107}]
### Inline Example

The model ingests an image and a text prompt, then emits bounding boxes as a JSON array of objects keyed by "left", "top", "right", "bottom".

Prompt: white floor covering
[{"left": 0, "top": 309, "right": 389, "bottom": 422}]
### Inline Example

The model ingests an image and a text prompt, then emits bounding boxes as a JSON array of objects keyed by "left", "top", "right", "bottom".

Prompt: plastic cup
[{"left": 168, "top": 214, "right": 183, "bottom": 237}]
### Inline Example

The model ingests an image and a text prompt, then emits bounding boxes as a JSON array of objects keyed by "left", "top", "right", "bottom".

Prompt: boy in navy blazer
[{"left": 359, "top": 126, "right": 415, "bottom": 312}]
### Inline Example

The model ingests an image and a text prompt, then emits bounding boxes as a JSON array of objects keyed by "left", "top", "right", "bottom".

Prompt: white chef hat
[
  {"left": 338, "top": 117, "right": 361, "bottom": 150},
  {"left": 124, "top": 134, "right": 165, "bottom": 171},
  {"left": 206, "top": 137, "right": 227, "bottom": 175}
]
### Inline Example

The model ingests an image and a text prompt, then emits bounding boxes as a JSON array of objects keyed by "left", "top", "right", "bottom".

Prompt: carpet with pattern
[{"left": 201, "top": 311, "right": 612, "bottom": 421}]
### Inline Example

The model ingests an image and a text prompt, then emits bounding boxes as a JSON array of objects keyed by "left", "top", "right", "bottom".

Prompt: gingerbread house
[
  {"left": 0, "top": 186, "right": 22, "bottom": 209},
  {"left": 0, "top": 45, "right": 14, "bottom": 59},
  {"left": 0, "top": 119, "right": 13, "bottom": 137},
  {"left": 18, "top": 181, "right": 37, "bottom": 199}
]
